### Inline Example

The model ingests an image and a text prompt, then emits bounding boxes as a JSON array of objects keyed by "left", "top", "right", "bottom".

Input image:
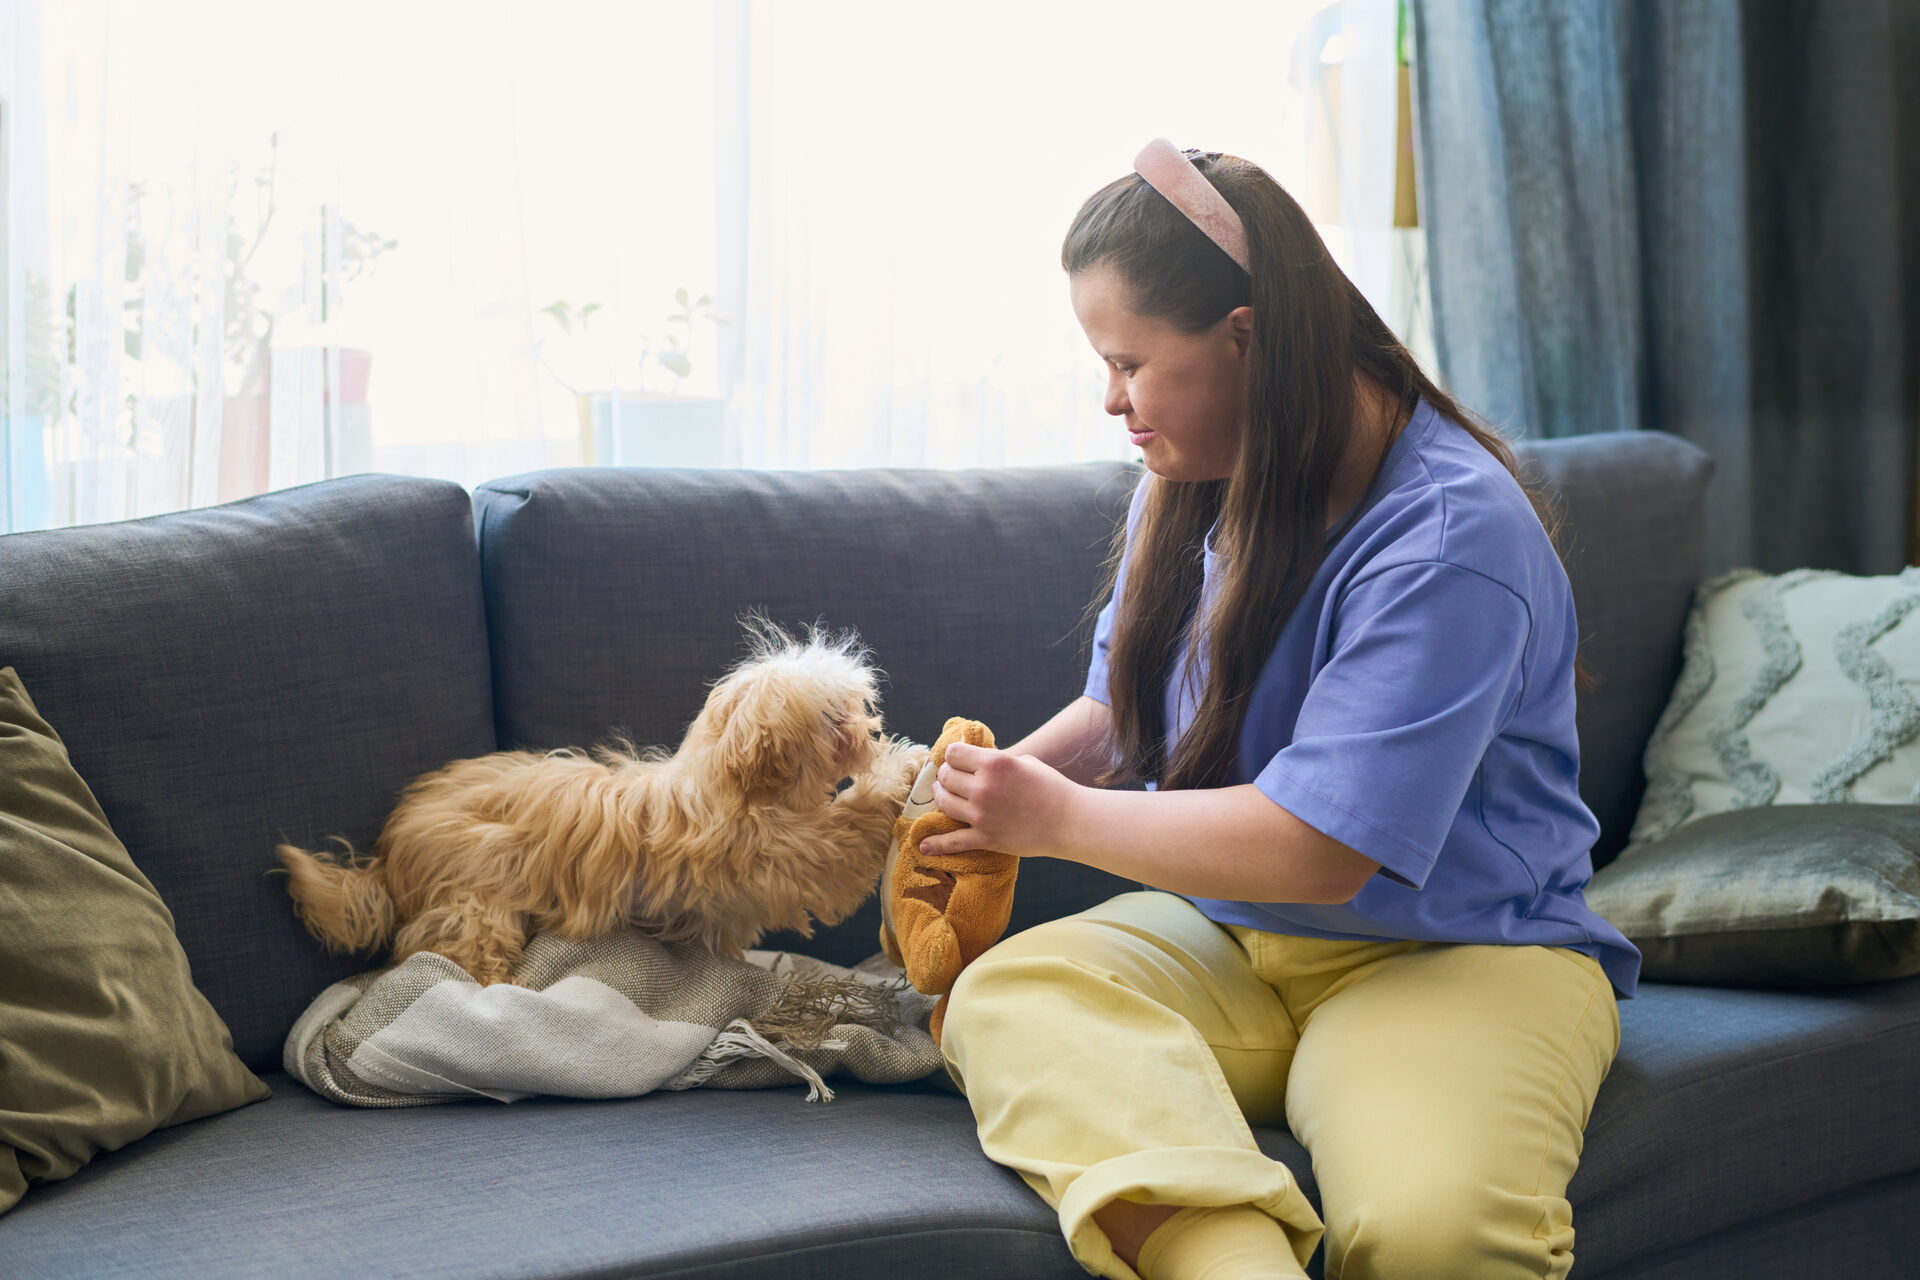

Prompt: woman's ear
[{"left": 1228, "top": 305, "right": 1254, "bottom": 361}]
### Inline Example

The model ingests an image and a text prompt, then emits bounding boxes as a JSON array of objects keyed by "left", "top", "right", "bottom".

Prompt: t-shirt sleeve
[
  {"left": 1253, "top": 560, "right": 1531, "bottom": 890},
  {"left": 1084, "top": 474, "right": 1151, "bottom": 706}
]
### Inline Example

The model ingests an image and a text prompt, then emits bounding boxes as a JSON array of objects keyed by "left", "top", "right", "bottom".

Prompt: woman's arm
[
  {"left": 1052, "top": 782, "right": 1382, "bottom": 903},
  {"left": 926, "top": 745, "right": 1383, "bottom": 905},
  {"left": 1001, "top": 695, "right": 1120, "bottom": 788}
]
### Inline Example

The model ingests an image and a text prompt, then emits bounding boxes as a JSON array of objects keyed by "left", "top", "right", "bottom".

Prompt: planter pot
[
  {"left": 6, "top": 413, "right": 50, "bottom": 532},
  {"left": 219, "top": 347, "right": 373, "bottom": 501},
  {"left": 579, "top": 393, "right": 725, "bottom": 468}
]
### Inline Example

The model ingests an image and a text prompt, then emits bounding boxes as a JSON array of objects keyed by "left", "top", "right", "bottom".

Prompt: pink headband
[{"left": 1133, "top": 138, "right": 1250, "bottom": 274}]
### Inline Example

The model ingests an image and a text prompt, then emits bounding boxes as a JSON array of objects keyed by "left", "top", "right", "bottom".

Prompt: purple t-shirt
[{"left": 1085, "top": 397, "right": 1641, "bottom": 998}]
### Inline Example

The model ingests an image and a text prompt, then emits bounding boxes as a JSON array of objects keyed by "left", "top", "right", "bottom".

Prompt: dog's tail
[{"left": 274, "top": 840, "right": 396, "bottom": 954}]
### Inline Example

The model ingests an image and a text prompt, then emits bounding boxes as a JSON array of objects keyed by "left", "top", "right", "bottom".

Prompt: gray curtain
[{"left": 1411, "top": 0, "right": 1920, "bottom": 577}]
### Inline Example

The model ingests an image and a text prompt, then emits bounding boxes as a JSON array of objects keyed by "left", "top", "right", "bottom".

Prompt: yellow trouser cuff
[{"left": 1056, "top": 1147, "right": 1324, "bottom": 1279}]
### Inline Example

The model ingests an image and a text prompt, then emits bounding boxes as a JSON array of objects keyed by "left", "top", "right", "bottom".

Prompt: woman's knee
[
  {"left": 942, "top": 933, "right": 1106, "bottom": 1050},
  {"left": 941, "top": 902, "right": 1198, "bottom": 1066},
  {"left": 1325, "top": 1181, "right": 1574, "bottom": 1280}
]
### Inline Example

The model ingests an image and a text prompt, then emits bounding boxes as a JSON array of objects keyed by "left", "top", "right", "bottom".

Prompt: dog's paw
[
  {"left": 836, "top": 738, "right": 923, "bottom": 809},
  {"left": 879, "top": 737, "right": 931, "bottom": 794}
]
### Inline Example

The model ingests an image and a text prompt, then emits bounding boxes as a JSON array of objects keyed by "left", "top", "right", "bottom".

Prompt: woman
[{"left": 918, "top": 141, "right": 1638, "bottom": 1280}]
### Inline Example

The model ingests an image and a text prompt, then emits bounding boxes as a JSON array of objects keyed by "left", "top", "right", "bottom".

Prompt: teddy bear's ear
[{"left": 929, "top": 718, "right": 968, "bottom": 771}]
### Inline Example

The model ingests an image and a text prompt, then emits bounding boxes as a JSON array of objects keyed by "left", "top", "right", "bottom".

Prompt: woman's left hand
[{"left": 923, "top": 742, "right": 1079, "bottom": 860}]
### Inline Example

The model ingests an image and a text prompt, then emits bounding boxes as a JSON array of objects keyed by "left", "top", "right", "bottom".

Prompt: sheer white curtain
[
  {"left": 13, "top": 0, "right": 716, "bottom": 531},
  {"left": 1289, "top": 0, "right": 1433, "bottom": 369},
  {"left": 720, "top": 0, "right": 1345, "bottom": 470},
  {"left": 6, "top": 0, "right": 1424, "bottom": 532}
]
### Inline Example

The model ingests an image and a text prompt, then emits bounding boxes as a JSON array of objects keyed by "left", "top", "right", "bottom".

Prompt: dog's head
[{"left": 687, "top": 621, "right": 884, "bottom": 805}]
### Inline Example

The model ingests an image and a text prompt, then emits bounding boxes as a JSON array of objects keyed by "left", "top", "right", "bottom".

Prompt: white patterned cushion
[{"left": 1629, "top": 566, "right": 1920, "bottom": 848}]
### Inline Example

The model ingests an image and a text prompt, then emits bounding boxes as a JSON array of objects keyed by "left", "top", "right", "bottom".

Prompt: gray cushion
[
  {"left": 1570, "top": 974, "right": 1920, "bottom": 1271},
  {"left": 1515, "top": 432, "right": 1715, "bottom": 868},
  {"left": 474, "top": 432, "right": 1711, "bottom": 968},
  {"left": 1578, "top": 1168, "right": 1918, "bottom": 1280},
  {"left": 0, "top": 1072, "right": 1090, "bottom": 1279},
  {"left": 0, "top": 476, "right": 496, "bottom": 1072},
  {"left": 3, "top": 974, "right": 1914, "bottom": 1279},
  {"left": 472, "top": 464, "right": 1144, "bottom": 967},
  {"left": 1585, "top": 804, "right": 1920, "bottom": 986}
]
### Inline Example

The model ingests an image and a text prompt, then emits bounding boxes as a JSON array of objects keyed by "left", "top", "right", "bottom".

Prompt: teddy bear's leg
[
  {"left": 938, "top": 855, "right": 1020, "bottom": 969},
  {"left": 895, "top": 861, "right": 967, "bottom": 994}
]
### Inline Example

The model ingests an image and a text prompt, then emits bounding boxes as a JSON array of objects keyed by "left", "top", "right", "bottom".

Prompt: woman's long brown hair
[{"left": 1065, "top": 148, "right": 1593, "bottom": 791}]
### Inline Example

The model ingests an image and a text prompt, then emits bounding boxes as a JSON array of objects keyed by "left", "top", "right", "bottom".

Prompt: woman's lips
[{"left": 1128, "top": 428, "right": 1154, "bottom": 446}]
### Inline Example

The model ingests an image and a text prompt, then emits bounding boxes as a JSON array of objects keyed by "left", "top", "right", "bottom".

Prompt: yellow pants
[{"left": 939, "top": 891, "right": 1621, "bottom": 1280}]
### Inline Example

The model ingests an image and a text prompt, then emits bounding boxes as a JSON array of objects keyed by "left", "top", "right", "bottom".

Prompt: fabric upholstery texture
[
  {"left": 0, "top": 435, "right": 1908, "bottom": 1277},
  {"left": 3, "top": 971, "right": 1916, "bottom": 1277},
  {"left": 1512, "top": 431, "right": 1715, "bottom": 869},
  {"left": 1589, "top": 804, "right": 1920, "bottom": 986},
  {"left": 472, "top": 463, "right": 1146, "bottom": 968},
  {"left": 473, "top": 435, "right": 1712, "bottom": 924},
  {"left": 0, "top": 476, "right": 497, "bottom": 1072},
  {"left": 1631, "top": 566, "right": 1920, "bottom": 848},
  {"left": 0, "top": 667, "right": 269, "bottom": 1216}
]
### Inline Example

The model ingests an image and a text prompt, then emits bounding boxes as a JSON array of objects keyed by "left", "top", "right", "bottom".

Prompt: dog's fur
[{"left": 275, "top": 624, "right": 925, "bottom": 986}]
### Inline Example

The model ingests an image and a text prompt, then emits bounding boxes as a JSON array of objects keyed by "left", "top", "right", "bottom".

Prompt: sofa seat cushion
[
  {"left": 3, "top": 976, "right": 1914, "bottom": 1279},
  {"left": 1568, "top": 975, "right": 1920, "bottom": 1275},
  {"left": 0, "top": 1073, "right": 1093, "bottom": 1280}
]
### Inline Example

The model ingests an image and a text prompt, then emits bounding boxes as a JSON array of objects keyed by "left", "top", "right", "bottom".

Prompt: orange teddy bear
[{"left": 878, "top": 717, "right": 1019, "bottom": 1044}]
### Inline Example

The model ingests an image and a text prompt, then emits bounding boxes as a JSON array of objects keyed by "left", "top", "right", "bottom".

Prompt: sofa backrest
[
  {"left": 0, "top": 476, "right": 496, "bottom": 1071},
  {"left": 1517, "top": 432, "right": 1715, "bottom": 866},
  {"left": 472, "top": 462, "right": 1146, "bottom": 966},
  {"left": 474, "top": 432, "right": 1712, "bottom": 966},
  {"left": 0, "top": 432, "right": 1712, "bottom": 1054}
]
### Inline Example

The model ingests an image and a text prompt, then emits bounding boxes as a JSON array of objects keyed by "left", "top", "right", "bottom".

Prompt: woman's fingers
[
  {"left": 942, "top": 741, "right": 985, "bottom": 769},
  {"left": 935, "top": 760, "right": 972, "bottom": 799},
  {"left": 931, "top": 776, "right": 975, "bottom": 823},
  {"left": 919, "top": 825, "right": 989, "bottom": 858}
]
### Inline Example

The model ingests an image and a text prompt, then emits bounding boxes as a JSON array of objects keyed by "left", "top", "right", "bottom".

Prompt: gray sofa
[{"left": 1, "top": 433, "right": 1916, "bottom": 1279}]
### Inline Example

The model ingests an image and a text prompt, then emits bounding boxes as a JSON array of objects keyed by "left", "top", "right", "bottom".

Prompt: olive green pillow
[
  {"left": 0, "top": 666, "right": 269, "bottom": 1216},
  {"left": 1587, "top": 804, "right": 1920, "bottom": 987}
]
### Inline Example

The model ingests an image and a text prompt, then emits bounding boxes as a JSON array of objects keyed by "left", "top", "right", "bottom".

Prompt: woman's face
[{"left": 1070, "top": 262, "right": 1251, "bottom": 482}]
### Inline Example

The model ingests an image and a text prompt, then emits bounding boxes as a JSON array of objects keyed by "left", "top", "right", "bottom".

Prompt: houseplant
[
  {"left": 536, "top": 288, "right": 729, "bottom": 468},
  {"left": 217, "top": 133, "right": 397, "bottom": 498}
]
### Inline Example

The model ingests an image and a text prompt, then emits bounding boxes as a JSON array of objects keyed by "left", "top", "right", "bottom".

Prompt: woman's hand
[{"left": 923, "top": 741, "right": 1080, "bottom": 860}]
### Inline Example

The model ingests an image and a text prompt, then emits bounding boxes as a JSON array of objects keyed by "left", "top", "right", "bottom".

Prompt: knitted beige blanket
[{"left": 284, "top": 927, "right": 945, "bottom": 1106}]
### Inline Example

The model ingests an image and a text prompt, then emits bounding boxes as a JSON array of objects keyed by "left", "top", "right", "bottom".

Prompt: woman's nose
[{"left": 1104, "top": 370, "right": 1130, "bottom": 417}]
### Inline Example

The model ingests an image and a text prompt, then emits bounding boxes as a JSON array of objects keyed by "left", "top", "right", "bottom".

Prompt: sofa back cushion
[
  {"left": 474, "top": 463, "right": 1143, "bottom": 965},
  {"left": 0, "top": 477, "right": 496, "bottom": 1070},
  {"left": 1518, "top": 432, "right": 1715, "bottom": 866},
  {"left": 475, "top": 436, "right": 1710, "bottom": 964}
]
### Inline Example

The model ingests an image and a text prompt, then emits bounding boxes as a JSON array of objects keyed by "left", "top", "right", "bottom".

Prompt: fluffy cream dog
[{"left": 276, "top": 623, "right": 925, "bottom": 985}]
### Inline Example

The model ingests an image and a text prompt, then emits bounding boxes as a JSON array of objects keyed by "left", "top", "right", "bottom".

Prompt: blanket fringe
[
  {"left": 666, "top": 971, "right": 920, "bottom": 1103},
  {"left": 750, "top": 973, "right": 911, "bottom": 1049},
  {"left": 673, "top": 1019, "right": 842, "bottom": 1102}
]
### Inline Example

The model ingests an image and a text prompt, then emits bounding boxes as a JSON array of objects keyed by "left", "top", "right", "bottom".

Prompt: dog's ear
[{"left": 704, "top": 666, "right": 824, "bottom": 792}]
